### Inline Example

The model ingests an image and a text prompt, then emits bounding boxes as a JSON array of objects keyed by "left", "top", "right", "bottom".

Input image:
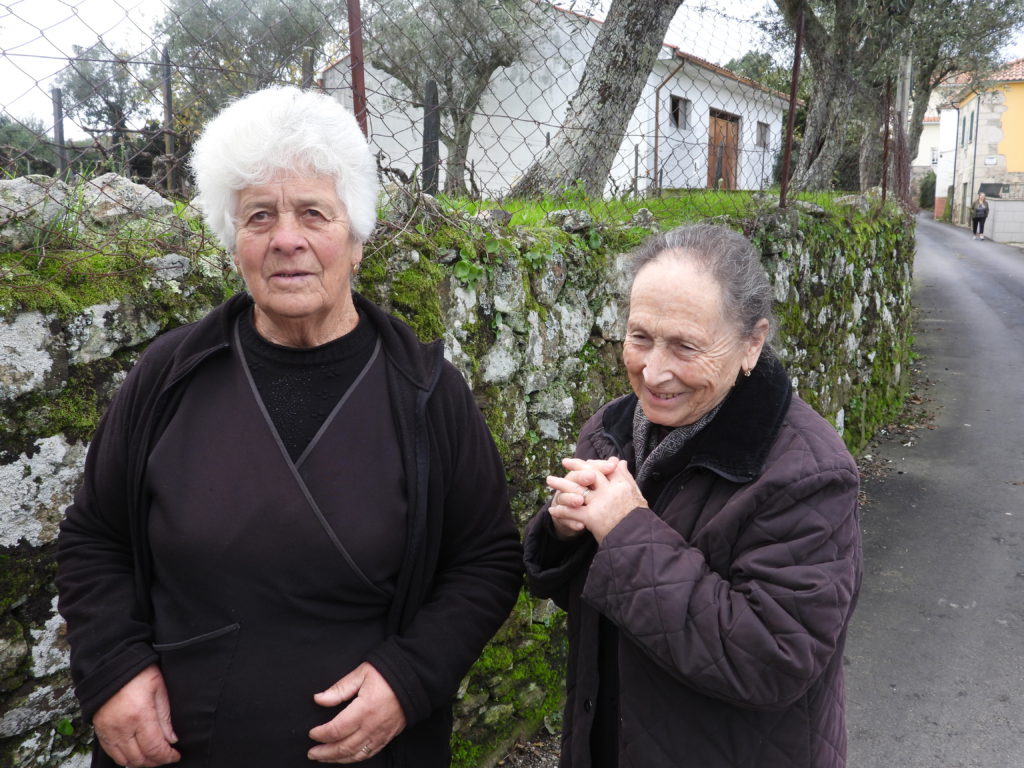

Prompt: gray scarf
[{"left": 633, "top": 399, "right": 723, "bottom": 485}]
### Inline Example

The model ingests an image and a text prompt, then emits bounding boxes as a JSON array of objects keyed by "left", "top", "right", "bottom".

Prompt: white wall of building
[
  {"left": 933, "top": 106, "right": 959, "bottom": 216},
  {"left": 911, "top": 121, "right": 939, "bottom": 168},
  {"left": 650, "top": 59, "right": 783, "bottom": 192},
  {"left": 988, "top": 199, "right": 1024, "bottom": 244}
]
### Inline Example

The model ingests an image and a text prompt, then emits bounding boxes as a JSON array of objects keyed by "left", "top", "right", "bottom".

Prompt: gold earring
[{"left": 743, "top": 368, "right": 752, "bottom": 377}]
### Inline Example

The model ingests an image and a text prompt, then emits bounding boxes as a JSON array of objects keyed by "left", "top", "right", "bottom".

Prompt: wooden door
[{"left": 708, "top": 110, "right": 739, "bottom": 190}]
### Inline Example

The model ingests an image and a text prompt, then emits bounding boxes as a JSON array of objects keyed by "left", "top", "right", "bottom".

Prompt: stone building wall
[{"left": 0, "top": 176, "right": 915, "bottom": 767}]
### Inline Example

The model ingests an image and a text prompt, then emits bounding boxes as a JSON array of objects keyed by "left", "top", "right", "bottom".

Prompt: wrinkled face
[
  {"left": 233, "top": 174, "right": 362, "bottom": 343},
  {"left": 623, "top": 256, "right": 766, "bottom": 427}
]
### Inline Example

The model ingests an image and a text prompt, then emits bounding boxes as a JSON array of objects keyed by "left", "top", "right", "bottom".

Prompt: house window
[
  {"left": 756, "top": 121, "right": 770, "bottom": 148},
  {"left": 931, "top": 147, "right": 939, "bottom": 165},
  {"left": 670, "top": 95, "right": 691, "bottom": 129},
  {"left": 961, "top": 115, "right": 966, "bottom": 146},
  {"left": 968, "top": 111, "right": 974, "bottom": 143}
]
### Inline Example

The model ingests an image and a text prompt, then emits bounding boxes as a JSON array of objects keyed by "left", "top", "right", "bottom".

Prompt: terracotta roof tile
[{"left": 992, "top": 57, "right": 1024, "bottom": 81}]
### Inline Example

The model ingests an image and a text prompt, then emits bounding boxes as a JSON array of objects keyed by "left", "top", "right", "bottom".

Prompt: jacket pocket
[{"left": 153, "top": 623, "right": 240, "bottom": 767}]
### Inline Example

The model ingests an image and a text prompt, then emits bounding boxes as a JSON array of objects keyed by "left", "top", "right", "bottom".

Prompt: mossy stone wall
[{"left": 0, "top": 184, "right": 914, "bottom": 767}]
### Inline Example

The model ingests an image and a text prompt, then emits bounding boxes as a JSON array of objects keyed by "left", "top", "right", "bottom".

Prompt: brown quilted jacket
[{"left": 524, "top": 355, "right": 862, "bottom": 768}]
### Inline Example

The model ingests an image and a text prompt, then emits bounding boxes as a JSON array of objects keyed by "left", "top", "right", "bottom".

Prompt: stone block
[{"left": 0, "top": 176, "right": 70, "bottom": 252}]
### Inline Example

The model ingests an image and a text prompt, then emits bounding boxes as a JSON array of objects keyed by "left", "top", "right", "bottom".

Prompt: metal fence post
[
  {"left": 779, "top": 8, "right": 804, "bottom": 209},
  {"left": 653, "top": 57, "right": 685, "bottom": 194},
  {"left": 633, "top": 143, "right": 639, "bottom": 195},
  {"left": 346, "top": 0, "right": 368, "bottom": 137}
]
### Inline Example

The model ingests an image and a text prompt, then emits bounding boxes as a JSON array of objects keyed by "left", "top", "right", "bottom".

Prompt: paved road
[{"left": 845, "top": 215, "right": 1024, "bottom": 767}]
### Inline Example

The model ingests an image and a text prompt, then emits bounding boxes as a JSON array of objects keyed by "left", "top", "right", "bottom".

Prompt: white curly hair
[{"left": 190, "top": 85, "right": 378, "bottom": 249}]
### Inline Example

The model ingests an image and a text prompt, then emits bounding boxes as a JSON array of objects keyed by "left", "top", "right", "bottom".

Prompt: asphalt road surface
[{"left": 845, "top": 215, "right": 1024, "bottom": 767}]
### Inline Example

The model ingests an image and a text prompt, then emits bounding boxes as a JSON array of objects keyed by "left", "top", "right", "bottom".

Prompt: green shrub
[{"left": 919, "top": 170, "right": 936, "bottom": 209}]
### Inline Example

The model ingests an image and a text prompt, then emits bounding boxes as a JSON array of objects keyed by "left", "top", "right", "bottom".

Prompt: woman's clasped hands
[{"left": 546, "top": 456, "right": 648, "bottom": 543}]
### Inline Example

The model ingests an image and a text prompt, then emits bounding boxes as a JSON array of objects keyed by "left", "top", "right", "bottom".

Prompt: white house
[
  {"left": 320, "top": 2, "right": 790, "bottom": 197},
  {"left": 910, "top": 113, "right": 939, "bottom": 194},
  {"left": 932, "top": 104, "right": 960, "bottom": 219},
  {"left": 914, "top": 77, "right": 965, "bottom": 219}
]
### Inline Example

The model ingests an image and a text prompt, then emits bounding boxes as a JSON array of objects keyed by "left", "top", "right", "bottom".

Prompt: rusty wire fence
[{"left": 2, "top": 0, "right": 804, "bottom": 290}]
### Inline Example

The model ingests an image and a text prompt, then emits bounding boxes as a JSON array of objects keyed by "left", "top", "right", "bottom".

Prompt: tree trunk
[
  {"left": 441, "top": 64, "right": 506, "bottom": 197},
  {"left": 905, "top": 56, "right": 941, "bottom": 168},
  {"left": 890, "top": 117, "right": 913, "bottom": 207},
  {"left": 790, "top": 61, "right": 855, "bottom": 190},
  {"left": 509, "top": 0, "right": 684, "bottom": 198},
  {"left": 773, "top": 0, "right": 903, "bottom": 192},
  {"left": 374, "top": 40, "right": 516, "bottom": 198},
  {"left": 442, "top": 114, "right": 474, "bottom": 197},
  {"left": 108, "top": 103, "right": 130, "bottom": 175},
  {"left": 773, "top": 0, "right": 858, "bottom": 191},
  {"left": 858, "top": 96, "right": 885, "bottom": 191}
]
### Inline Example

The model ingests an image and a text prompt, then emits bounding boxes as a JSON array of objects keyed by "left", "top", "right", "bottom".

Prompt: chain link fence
[{"left": 2, "top": 0, "right": 808, "bottom": 272}]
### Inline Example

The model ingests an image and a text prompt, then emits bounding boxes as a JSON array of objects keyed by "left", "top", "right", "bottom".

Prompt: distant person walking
[{"left": 971, "top": 192, "right": 989, "bottom": 240}]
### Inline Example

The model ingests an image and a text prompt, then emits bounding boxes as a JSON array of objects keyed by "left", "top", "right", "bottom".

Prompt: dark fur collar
[{"left": 601, "top": 352, "right": 792, "bottom": 483}]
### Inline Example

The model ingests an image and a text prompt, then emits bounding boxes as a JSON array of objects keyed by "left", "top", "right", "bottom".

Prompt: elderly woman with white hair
[{"left": 56, "top": 86, "right": 523, "bottom": 768}]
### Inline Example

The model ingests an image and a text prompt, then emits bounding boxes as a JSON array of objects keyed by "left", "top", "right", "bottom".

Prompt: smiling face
[
  {"left": 233, "top": 174, "right": 362, "bottom": 347},
  {"left": 623, "top": 255, "right": 767, "bottom": 427}
]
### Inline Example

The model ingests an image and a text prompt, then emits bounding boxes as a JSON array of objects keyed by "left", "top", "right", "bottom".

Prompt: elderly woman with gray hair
[
  {"left": 525, "top": 224, "right": 863, "bottom": 768},
  {"left": 56, "top": 86, "right": 522, "bottom": 768}
]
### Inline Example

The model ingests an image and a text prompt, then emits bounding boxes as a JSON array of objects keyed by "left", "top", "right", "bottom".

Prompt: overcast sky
[{"left": 2, "top": 0, "right": 163, "bottom": 135}]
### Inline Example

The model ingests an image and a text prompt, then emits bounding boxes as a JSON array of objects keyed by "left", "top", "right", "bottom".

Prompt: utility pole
[{"left": 895, "top": 54, "right": 913, "bottom": 134}]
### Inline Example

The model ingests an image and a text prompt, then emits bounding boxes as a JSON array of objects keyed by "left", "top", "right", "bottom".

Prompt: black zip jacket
[{"left": 57, "top": 292, "right": 523, "bottom": 766}]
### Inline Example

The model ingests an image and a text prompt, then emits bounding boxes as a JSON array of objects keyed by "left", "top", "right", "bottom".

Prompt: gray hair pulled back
[{"left": 628, "top": 223, "right": 774, "bottom": 343}]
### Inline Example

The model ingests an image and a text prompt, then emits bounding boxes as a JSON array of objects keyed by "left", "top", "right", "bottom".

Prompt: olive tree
[
  {"left": 56, "top": 41, "right": 154, "bottom": 165},
  {"left": 364, "top": 0, "right": 539, "bottom": 196},
  {"left": 160, "top": 0, "right": 346, "bottom": 139}
]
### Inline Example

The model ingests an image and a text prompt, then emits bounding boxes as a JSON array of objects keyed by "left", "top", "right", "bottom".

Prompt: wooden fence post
[
  {"left": 422, "top": 79, "right": 440, "bottom": 195},
  {"left": 162, "top": 47, "right": 176, "bottom": 193},
  {"left": 51, "top": 88, "right": 68, "bottom": 176}
]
